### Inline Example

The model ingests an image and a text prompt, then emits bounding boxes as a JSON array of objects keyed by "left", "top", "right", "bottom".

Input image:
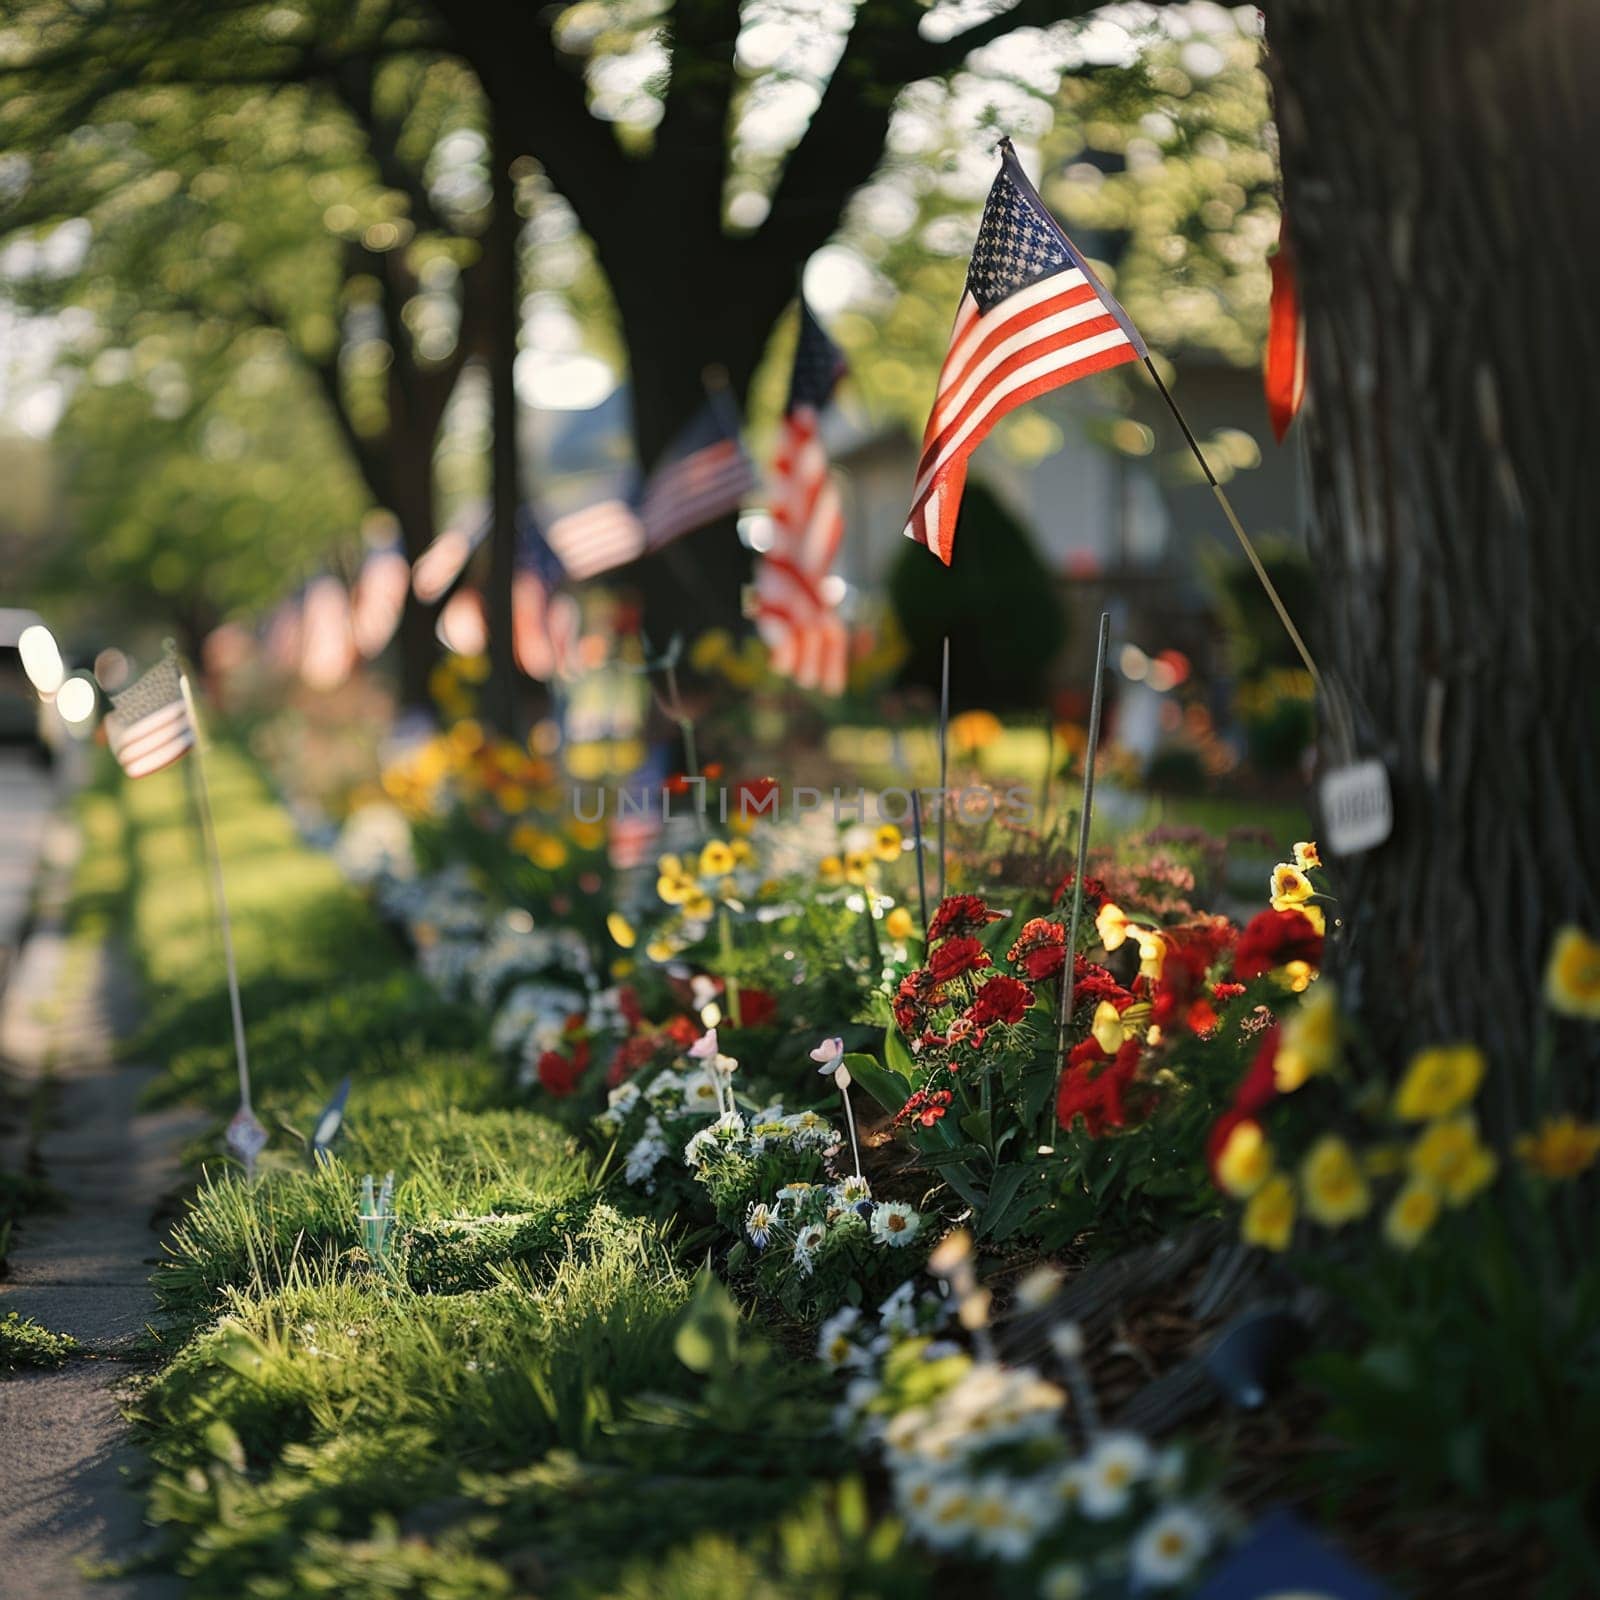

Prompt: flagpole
[
  {"left": 936, "top": 635, "right": 950, "bottom": 905},
  {"left": 910, "top": 788, "right": 931, "bottom": 942},
  {"left": 1141, "top": 356, "right": 1326, "bottom": 699},
  {"left": 1049, "top": 611, "right": 1110, "bottom": 1141},
  {"left": 175, "top": 662, "right": 261, "bottom": 1172}
]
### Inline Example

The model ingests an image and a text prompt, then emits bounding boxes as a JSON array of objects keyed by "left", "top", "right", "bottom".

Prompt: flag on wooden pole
[
  {"left": 752, "top": 295, "right": 850, "bottom": 696},
  {"left": 1264, "top": 230, "right": 1306, "bottom": 443},
  {"left": 639, "top": 399, "right": 757, "bottom": 553},
  {"left": 903, "top": 139, "right": 1145, "bottom": 565},
  {"left": 105, "top": 656, "right": 195, "bottom": 777}
]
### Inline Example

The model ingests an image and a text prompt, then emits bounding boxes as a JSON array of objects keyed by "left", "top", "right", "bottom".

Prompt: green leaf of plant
[
  {"left": 842, "top": 1052, "right": 913, "bottom": 1115},
  {"left": 673, "top": 1268, "right": 742, "bottom": 1375},
  {"left": 883, "top": 1025, "right": 917, "bottom": 1080}
]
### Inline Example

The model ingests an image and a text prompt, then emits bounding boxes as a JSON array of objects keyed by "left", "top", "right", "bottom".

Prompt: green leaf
[
  {"left": 842, "top": 1052, "right": 913, "bottom": 1115},
  {"left": 673, "top": 1268, "right": 742, "bottom": 1374},
  {"left": 884, "top": 1025, "right": 917, "bottom": 1080},
  {"left": 976, "top": 1163, "right": 1035, "bottom": 1241},
  {"left": 960, "top": 1109, "right": 992, "bottom": 1148}
]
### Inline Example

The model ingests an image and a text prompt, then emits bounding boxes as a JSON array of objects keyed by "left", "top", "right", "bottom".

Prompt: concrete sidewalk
[{"left": 0, "top": 812, "right": 199, "bottom": 1598}]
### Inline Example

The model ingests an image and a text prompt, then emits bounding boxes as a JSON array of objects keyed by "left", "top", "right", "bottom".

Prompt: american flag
[
  {"left": 411, "top": 504, "right": 489, "bottom": 605},
  {"left": 639, "top": 400, "right": 757, "bottom": 552},
  {"left": 753, "top": 296, "right": 850, "bottom": 695},
  {"left": 543, "top": 496, "right": 646, "bottom": 580},
  {"left": 299, "top": 573, "right": 356, "bottom": 691},
  {"left": 904, "top": 141, "right": 1146, "bottom": 564},
  {"left": 105, "top": 656, "right": 195, "bottom": 778},
  {"left": 512, "top": 515, "right": 580, "bottom": 681},
  {"left": 1264, "top": 228, "right": 1305, "bottom": 443},
  {"left": 350, "top": 537, "right": 410, "bottom": 659}
]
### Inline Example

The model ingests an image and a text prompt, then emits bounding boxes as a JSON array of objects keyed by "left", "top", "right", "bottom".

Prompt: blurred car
[{"left": 0, "top": 607, "right": 57, "bottom": 763}]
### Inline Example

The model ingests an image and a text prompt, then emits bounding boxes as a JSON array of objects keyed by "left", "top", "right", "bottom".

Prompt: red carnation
[
  {"left": 662, "top": 1015, "right": 700, "bottom": 1050},
  {"left": 734, "top": 986, "right": 778, "bottom": 1027},
  {"left": 1234, "top": 1023, "right": 1282, "bottom": 1117},
  {"left": 929, "top": 937, "right": 991, "bottom": 984},
  {"left": 928, "top": 894, "right": 1003, "bottom": 941},
  {"left": 967, "top": 974, "right": 1032, "bottom": 1027},
  {"left": 1056, "top": 1038, "right": 1141, "bottom": 1137},
  {"left": 1071, "top": 956, "right": 1131, "bottom": 1012},
  {"left": 537, "top": 1050, "right": 583, "bottom": 1096},
  {"left": 894, "top": 1087, "right": 954, "bottom": 1128},
  {"left": 1211, "top": 981, "right": 1247, "bottom": 1002},
  {"left": 1234, "top": 908, "right": 1323, "bottom": 980},
  {"left": 606, "top": 1033, "right": 657, "bottom": 1087},
  {"left": 893, "top": 968, "right": 944, "bottom": 1034},
  {"left": 1009, "top": 917, "right": 1066, "bottom": 981},
  {"left": 1052, "top": 872, "right": 1109, "bottom": 911}
]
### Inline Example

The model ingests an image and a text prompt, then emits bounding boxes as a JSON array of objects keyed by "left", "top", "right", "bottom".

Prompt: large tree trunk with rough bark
[{"left": 1265, "top": 0, "right": 1600, "bottom": 1119}]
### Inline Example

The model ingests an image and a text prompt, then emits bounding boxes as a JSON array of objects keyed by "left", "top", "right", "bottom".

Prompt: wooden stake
[{"left": 936, "top": 635, "right": 950, "bottom": 905}]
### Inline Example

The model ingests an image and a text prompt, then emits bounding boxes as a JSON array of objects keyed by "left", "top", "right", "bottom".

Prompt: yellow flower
[
  {"left": 1300, "top": 1136, "right": 1370, "bottom": 1226},
  {"left": 1393, "top": 1044, "right": 1486, "bottom": 1121},
  {"left": 1216, "top": 1119, "right": 1274, "bottom": 1198},
  {"left": 509, "top": 822, "right": 541, "bottom": 858},
  {"left": 606, "top": 911, "right": 636, "bottom": 950},
  {"left": 699, "top": 840, "right": 735, "bottom": 878},
  {"left": 885, "top": 907, "right": 915, "bottom": 941},
  {"left": 1362, "top": 1142, "right": 1408, "bottom": 1177},
  {"left": 568, "top": 819, "right": 606, "bottom": 851},
  {"left": 729, "top": 838, "right": 755, "bottom": 867},
  {"left": 1515, "top": 1115, "right": 1600, "bottom": 1180},
  {"left": 683, "top": 891, "right": 714, "bottom": 921},
  {"left": 1408, "top": 1114, "right": 1498, "bottom": 1206},
  {"left": 1280, "top": 960, "right": 1316, "bottom": 993},
  {"left": 1135, "top": 929, "right": 1166, "bottom": 980},
  {"left": 1293, "top": 841, "right": 1321, "bottom": 870},
  {"left": 528, "top": 834, "right": 567, "bottom": 870},
  {"left": 1544, "top": 926, "right": 1600, "bottom": 1019},
  {"left": 645, "top": 936, "right": 679, "bottom": 963},
  {"left": 949, "top": 708, "right": 1003, "bottom": 753},
  {"left": 1275, "top": 983, "right": 1339, "bottom": 1091},
  {"left": 1269, "top": 863, "right": 1314, "bottom": 905},
  {"left": 1241, "top": 1172, "right": 1296, "bottom": 1251},
  {"left": 873, "top": 823, "right": 903, "bottom": 862},
  {"left": 1284, "top": 902, "right": 1326, "bottom": 936},
  {"left": 658, "top": 853, "right": 684, "bottom": 878},
  {"left": 1091, "top": 1001, "right": 1127, "bottom": 1057},
  {"left": 1384, "top": 1180, "right": 1441, "bottom": 1250},
  {"left": 818, "top": 855, "right": 844, "bottom": 887},
  {"left": 657, "top": 869, "right": 695, "bottom": 906},
  {"left": 1095, "top": 902, "right": 1130, "bottom": 952},
  {"left": 844, "top": 848, "right": 874, "bottom": 885},
  {"left": 689, "top": 627, "right": 734, "bottom": 671}
]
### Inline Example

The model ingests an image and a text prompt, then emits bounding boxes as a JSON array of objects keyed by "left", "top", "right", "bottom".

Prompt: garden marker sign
[{"left": 1319, "top": 758, "right": 1393, "bottom": 856}]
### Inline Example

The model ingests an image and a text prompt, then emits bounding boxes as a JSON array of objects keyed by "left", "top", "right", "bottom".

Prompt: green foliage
[
  {"left": 1, "top": 1310, "right": 79, "bottom": 1373},
  {"left": 887, "top": 483, "right": 1067, "bottom": 709}
]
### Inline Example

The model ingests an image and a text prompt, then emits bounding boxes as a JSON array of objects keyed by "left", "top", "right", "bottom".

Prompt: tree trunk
[
  {"left": 388, "top": 442, "right": 441, "bottom": 712},
  {"left": 481, "top": 106, "right": 521, "bottom": 738},
  {"left": 1265, "top": 0, "right": 1600, "bottom": 1120}
]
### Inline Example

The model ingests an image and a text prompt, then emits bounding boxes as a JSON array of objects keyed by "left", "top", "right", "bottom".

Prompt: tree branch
[{"left": 652, "top": 0, "right": 743, "bottom": 225}]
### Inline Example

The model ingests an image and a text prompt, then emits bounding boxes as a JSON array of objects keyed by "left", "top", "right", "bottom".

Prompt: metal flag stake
[
  {"left": 175, "top": 662, "right": 267, "bottom": 1179},
  {"left": 1048, "top": 612, "right": 1111, "bottom": 1141},
  {"left": 936, "top": 634, "right": 950, "bottom": 905}
]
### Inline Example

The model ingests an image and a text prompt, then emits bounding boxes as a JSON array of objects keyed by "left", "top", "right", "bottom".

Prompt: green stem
[{"left": 718, "top": 906, "right": 743, "bottom": 1027}]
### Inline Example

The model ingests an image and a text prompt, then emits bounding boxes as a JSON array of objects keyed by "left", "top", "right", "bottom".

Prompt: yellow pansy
[
  {"left": 699, "top": 840, "right": 735, "bottom": 878},
  {"left": 1095, "top": 902, "right": 1131, "bottom": 951},
  {"left": 885, "top": 906, "right": 916, "bottom": 941},
  {"left": 1384, "top": 1180, "right": 1440, "bottom": 1250},
  {"left": 606, "top": 911, "right": 636, "bottom": 950},
  {"left": 1393, "top": 1044, "right": 1486, "bottom": 1121},
  {"left": 531, "top": 835, "right": 568, "bottom": 870},
  {"left": 844, "top": 848, "right": 874, "bottom": 885},
  {"left": 1241, "top": 1172, "right": 1296, "bottom": 1251},
  {"left": 1362, "top": 1142, "right": 1408, "bottom": 1178},
  {"left": 1269, "top": 863, "right": 1314, "bottom": 905},
  {"left": 657, "top": 868, "right": 695, "bottom": 906},
  {"left": 1292, "top": 903, "right": 1327, "bottom": 936},
  {"left": 1275, "top": 983, "right": 1339, "bottom": 1091},
  {"left": 568, "top": 819, "right": 606, "bottom": 851},
  {"left": 1216, "top": 1119, "right": 1274, "bottom": 1198},
  {"left": 1280, "top": 960, "right": 1316, "bottom": 994},
  {"left": 1135, "top": 929, "right": 1166, "bottom": 980},
  {"left": 1091, "top": 1001, "right": 1127, "bottom": 1057},
  {"left": 1293, "top": 841, "right": 1321, "bottom": 870},
  {"left": 1544, "top": 926, "right": 1600, "bottom": 1019},
  {"left": 818, "top": 855, "right": 844, "bottom": 886},
  {"left": 683, "top": 890, "right": 715, "bottom": 921},
  {"left": 1408, "top": 1114, "right": 1498, "bottom": 1206},
  {"left": 1514, "top": 1115, "right": 1600, "bottom": 1180},
  {"left": 873, "top": 823, "right": 903, "bottom": 862},
  {"left": 611, "top": 957, "right": 635, "bottom": 979},
  {"left": 645, "top": 936, "right": 679, "bottom": 963},
  {"left": 1300, "top": 1136, "right": 1370, "bottom": 1226},
  {"left": 729, "top": 838, "right": 755, "bottom": 867}
]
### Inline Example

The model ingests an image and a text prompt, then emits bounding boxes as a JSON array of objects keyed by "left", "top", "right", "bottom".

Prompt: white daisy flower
[
  {"left": 1038, "top": 1562, "right": 1089, "bottom": 1600},
  {"left": 776, "top": 1181, "right": 817, "bottom": 1207},
  {"left": 792, "top": 1221, "right": 827, "bottom": 1274},
  {"left": 1078, "top": 1431, "right": 1153, "bottom": 1520},
  {"left": 745, "top": 1201, "right": 776, "bottom": 1250},
  {"left": 870, "top": 1200, "right": 922, "bottom": 1248},
  {"left": 878, "top": 1279, "right": 918, "bottom": 1336},
  {"left": 817, "top": 1306, "right": 868, "bottom": 1370},
  {"left": 682, "top": 1110, "right": 745, "bottom": 1168},
  {"left": 681, "top": 1072, "right": 723, "bottom": 1113},
  {"left": 1129, "top": 1504, "right": 1213, "bottom": 1587},
  {"left": 832, "top": 1173, "right": 872, "bottom": 1208}
]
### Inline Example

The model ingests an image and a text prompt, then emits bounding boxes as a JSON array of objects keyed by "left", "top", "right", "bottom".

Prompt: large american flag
[
  {"left": 904, "top": 141, "right": 1146, "bottom": 565},
  {"left": 639, "top": 400, "right": 757, "bottom": 552},
  {"left": 753, "top": 296, "right": 850, "bottom": 695},
  {"left": 543, "top": 495, "right": 646, "bottom": 580},
  {"left": 106, "top": 656, "right": 195, "bottom": 778}
]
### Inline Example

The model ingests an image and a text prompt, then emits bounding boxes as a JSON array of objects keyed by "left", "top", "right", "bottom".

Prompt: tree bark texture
[{"left": 1265, "top": 0, "right": 1600, "bottom": 1118}]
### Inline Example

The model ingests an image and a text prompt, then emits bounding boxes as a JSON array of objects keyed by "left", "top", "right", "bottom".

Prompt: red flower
[
  {"left": 1149, "top": 918, "right": 1235, "bottom": 1032},
  {"left": 733, "top": 986, "right": 778, "bottom": 1027},
  {"left": 967, "top": 974, "right": 1032, "bottom": 1027},
  {"left": 538, "top": 1050, "right": 583, "bottom": 1096},
  {"left": 894, "top": 1087, "right": 954, "bottom": 1128},
  {"left": 928, "top": 894, "right": 1003, "bottom": 941},
  {"left": 1205, "top": 1108, "right": 1250, "bottom": 1187},
  {"left": 661, "top": 1015, "right": 700, "bottom": 1050},
  {"left": 1211, "top": 981, "right": 1247, "bottom": 1002},
  {"left": 929, "top": 937, "right": 991, "bottom": 984},
  {"left": 1056, "top": 1038, "right": 1141, "bottom": 1137},
  {"left": 1009, "top": 917, "right": 1066, "bottom": 981},
  {"left": 1071, "top": 956, "right": 1131, "bottom": 1012},
  {"left": 1234, "top": 1024, "right": 1282, "bottom": 1118},
  {"left": 1234, "top": 908, "right": 1323, "bottom": 980},
  {"left": 737, "top": 776, "right": 779, "bottom": 817},
  {"left": 606, "top": 1033, "right": 657, "bottom": 1087},
  {"left": 893, "top": 968, "right": 944, "bottom": 1034},
  {"left": 1052, "top": 873, "right": 1109, "bottom": 911}
]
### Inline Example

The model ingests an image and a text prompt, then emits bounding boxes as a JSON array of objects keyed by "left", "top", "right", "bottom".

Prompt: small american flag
[
  {"left": 753, "top": 296, "right": 850, "bottom": 695},
  {"left": 411, "top": 505, "right": 489, "bottom": 605},
  {"left": 639, "top": 400, "right": 756, "bottom": 552},
  {"left": 543, "top": 496, "right": 646, "bottom": 580},
  {"left": 106, "top": 656, "right": 195, "bottom": 778},
  {"left": 904, "top": 141, "right": 1145, "bottom": 564},
  {"left": 350, "top": 538, "right": 410, "bottom": 659},
  {"left": 1264, "top": 228, "right": 1305, "bottom": 443},
  {"left": 299, "top": 573, "right": 356, "bottom": 690},
  {"left": 512, "top": 516, "right": 580, "bottom": 681}
]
